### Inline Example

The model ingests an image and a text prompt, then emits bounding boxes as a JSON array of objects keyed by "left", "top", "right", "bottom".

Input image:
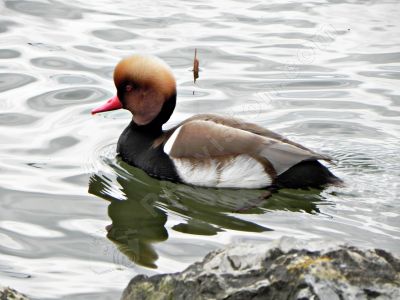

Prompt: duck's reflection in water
[{"left": 88, "top": 158, "right": 321, "bottom": 268}]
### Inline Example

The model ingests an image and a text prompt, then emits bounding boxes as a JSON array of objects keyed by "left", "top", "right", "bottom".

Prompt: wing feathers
[
  {"left": 260, "top": 141, "right": 325, "bottom": 175},
  {"left": 163, "top": 118, "right": 327, "bottom": 176},
  {"left": 166, "top": 120, "right": 266, "bottom": 158}
]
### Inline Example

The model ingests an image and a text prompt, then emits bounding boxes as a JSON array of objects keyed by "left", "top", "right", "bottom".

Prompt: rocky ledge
[
  {"left": 0, "top": 286, "right": 30, "bottom": 300},
  {"left": 122, "top": 237, "right": 400, "bottom": 300}
]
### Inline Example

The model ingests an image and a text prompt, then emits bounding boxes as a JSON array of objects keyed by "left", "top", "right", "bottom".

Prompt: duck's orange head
[{"left": 92, "top": 55, "right": 177, "bottom": 126}]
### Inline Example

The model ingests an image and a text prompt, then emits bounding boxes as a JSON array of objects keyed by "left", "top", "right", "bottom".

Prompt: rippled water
[{"left": 1, "top": 0, "right": 399, "bottom": 299}]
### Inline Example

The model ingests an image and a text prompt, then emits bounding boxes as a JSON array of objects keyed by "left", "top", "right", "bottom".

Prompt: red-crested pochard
[{"left": 92, "top": 55, "right": 341, "bottom": 189}]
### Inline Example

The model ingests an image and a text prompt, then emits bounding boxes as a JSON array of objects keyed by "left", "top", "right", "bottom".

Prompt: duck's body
[{"left": 92, "top": 55, "right": 341, "bottom": 189}]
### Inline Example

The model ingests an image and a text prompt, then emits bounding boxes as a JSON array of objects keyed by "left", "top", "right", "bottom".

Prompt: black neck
[
  {"left": 131, "top": 92, "right": 176, "bottom": 134},
  {"left": 130, "top": 120, "right": 163, "bottom": 136}
]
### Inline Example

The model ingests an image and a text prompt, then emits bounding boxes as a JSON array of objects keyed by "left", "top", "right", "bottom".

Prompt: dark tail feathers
[{"left": 275, "top": 160, "right": 342, "bottom": 189}]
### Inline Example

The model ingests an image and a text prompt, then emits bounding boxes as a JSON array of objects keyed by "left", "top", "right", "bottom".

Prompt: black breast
[{"left": 116, "top": 122, "right": 180, "bottom": 182}]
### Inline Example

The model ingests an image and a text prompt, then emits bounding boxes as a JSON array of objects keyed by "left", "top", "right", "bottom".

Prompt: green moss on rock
[{"left": 121, "top": 237, "right": 400, "bottom": 300}]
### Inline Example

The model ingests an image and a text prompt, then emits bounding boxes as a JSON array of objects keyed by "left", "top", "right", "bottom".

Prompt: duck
[{"left": 92, "top": 55, "right": 341, "bottom": 189}]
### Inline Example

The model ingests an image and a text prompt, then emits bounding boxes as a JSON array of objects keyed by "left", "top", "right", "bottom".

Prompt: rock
[
  {"left": 0, "top": 286, "right": 30, "bottom": 300},
  {"left": 121, "top": 237, "right": 400, "bottom": 300}
]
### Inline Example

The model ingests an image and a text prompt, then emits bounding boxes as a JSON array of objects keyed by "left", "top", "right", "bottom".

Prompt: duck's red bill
[{"left": 91, "top": 95, "right": 122, "bottom": 115}]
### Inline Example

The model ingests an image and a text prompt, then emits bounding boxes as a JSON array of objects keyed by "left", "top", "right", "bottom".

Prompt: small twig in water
[{"left": 193, "top": 48, "right": 199, "bottom": 84}]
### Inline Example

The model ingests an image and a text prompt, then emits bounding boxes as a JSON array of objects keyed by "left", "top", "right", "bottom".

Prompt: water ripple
[
  {"left": 0, "top": 20, "right": 17, "bottom": 33},
  {"left": 31, "top": 57, "right": 84, "bottom": 71},
  {"left": 0, "top": 49, "right": 20, "bottom": 59},
  {"left": 0, "top": 221, "right": 64, "bottom": 238},
  {"left": 0, "top": 73, "right": 36, "bottom": 93},
  {"left": 331, "top": 52, "right": 400, "bottom": 64},
  {"left": 358, "top": 70, "right": 400, "bottom": 80},
  {"left": 92, "top": 29, "right": 138, "bottom": 42},
  {"left": 249, "top": 3, "right": 313, "bottom": 13},
  {"left": 28, "top": 136, "right": 80, "bottom": 155},
  {"left": 50, "top": 74, "right": 98, "bottom": 85},
  {"left": 5, "top": 0, "right": 85, "bottom": 19},
  {"left": 74, "top": 45, "right": 104, "bottom": 53},
  {"left": 0, "top": 113, "right": 39, "bottom": 126},
  {"left": 27, "top": 87, "right": 109, "bottom": 112},
  {"left": 30, "top": 57, "right": 113, "bottom": 78}
]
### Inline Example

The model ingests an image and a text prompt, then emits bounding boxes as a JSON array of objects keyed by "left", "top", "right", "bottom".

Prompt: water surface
[{"left": 0, "top": 0, "right": 399, "bottom": 299}]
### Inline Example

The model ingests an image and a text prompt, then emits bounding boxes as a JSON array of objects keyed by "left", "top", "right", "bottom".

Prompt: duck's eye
[{"left": 125, "top": 84, "right": 134, "bottom": 92}]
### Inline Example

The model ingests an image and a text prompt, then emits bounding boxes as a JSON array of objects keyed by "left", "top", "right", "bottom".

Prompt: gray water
[{"left": 0, "top": 0, "right": 400, "bottom": 299}]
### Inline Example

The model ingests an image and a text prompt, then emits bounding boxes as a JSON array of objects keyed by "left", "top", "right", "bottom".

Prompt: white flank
[
  {"left": 164, "top": 126, "right": 182, "bottom": 155},
  {"left": 172, "top": 158, "right": 220, "bottom": 187},
  {"left": 172, "top": 155, "right": 272, "bottom": 189}
]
